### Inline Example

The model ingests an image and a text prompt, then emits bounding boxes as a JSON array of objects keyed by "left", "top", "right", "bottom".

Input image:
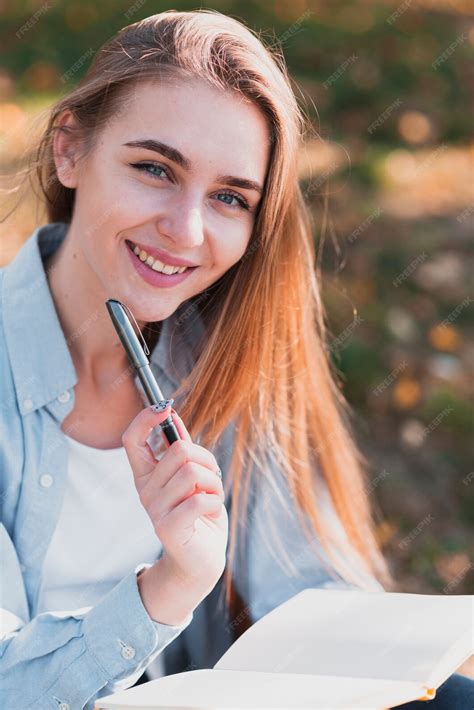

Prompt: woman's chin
[{"left": 111, "top": 291, "right": 174, "bottom": 325}]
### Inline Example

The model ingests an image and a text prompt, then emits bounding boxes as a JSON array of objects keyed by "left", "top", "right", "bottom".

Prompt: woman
[{"left": 0, "top": 9, "right": 471, "bottom": 710}]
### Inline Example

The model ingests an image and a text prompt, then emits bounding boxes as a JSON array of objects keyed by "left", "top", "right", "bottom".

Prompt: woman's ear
[{"left": 52, "top": 109, "right": 83, "bottom": 189}]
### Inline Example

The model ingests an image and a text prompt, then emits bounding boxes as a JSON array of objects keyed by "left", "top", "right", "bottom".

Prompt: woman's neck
[{"left": 43, "top": 230, "right": 146, "bottom": 382}]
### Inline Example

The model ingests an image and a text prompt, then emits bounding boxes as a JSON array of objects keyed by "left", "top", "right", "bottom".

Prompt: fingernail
[{"left": 151, "top": 398, "right": 174, "bottom": 412}]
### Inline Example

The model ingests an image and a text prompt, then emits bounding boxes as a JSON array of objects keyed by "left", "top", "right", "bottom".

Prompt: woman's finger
[
  {"left": 122, "top": 403, "right": 174, "bottom": 483},
  {"left": 157, "top": 491, "right": 224, "bottom": 541},
  {"left": 149, "top": 462, "right": 225, "bottom": 519},
  {"left": 139, "top": 438, "right": 222, "bottom": 503}
]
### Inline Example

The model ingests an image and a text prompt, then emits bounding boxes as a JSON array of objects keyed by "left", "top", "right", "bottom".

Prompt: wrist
[{"left": 137, "top": 557, "right": 199, "bottom": 626}]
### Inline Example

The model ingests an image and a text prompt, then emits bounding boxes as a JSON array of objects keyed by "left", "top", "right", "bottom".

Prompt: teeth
[
  {"left": 131, "top": 243, "right": 187, "bottom": 274},
  {"left": 160, "top": 263, "right": 176, "bottom": 275}
]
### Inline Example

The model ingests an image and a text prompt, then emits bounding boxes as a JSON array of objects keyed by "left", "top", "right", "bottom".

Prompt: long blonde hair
[{"left": 8, "top": 8, "right": 394, "bottom": 630}]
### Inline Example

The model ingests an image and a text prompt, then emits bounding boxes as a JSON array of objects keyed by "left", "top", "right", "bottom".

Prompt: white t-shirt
[{"left": 35, "top": 433, "right": 169, "bottom": 679}]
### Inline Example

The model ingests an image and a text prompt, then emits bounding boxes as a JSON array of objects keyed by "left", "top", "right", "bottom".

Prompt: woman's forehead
[
  {"left": 108, "top": 80, "right": 271, "bottom": 181},
  {"left": 119, "top": 79, "right": 267, "bottom": 135}
]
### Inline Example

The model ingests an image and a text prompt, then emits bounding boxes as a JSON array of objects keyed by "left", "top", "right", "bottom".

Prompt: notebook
[{"left": 96, "top": 587, "right": 473, "bottom": 710}]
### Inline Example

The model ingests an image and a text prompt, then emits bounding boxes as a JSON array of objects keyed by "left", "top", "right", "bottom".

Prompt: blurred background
[{"left": 0, "top": 0, "right": 472, "bottom": 671}]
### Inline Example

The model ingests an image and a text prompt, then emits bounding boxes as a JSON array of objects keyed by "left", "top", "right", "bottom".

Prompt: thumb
[{"left": 122, "top": 403, "right": 175, "bottom": 482}]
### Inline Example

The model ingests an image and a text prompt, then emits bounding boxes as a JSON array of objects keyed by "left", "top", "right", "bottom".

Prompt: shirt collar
[{"left": 2, "top": 222, "right": 205, "bottom": 416}]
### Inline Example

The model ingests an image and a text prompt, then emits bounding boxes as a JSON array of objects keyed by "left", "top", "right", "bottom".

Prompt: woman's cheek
[
  {"left": 114, "top": 192, "right": 158, "bottom": 226},
  {"left": 207, "top": 240, "right": 248, "bottom": 278}
]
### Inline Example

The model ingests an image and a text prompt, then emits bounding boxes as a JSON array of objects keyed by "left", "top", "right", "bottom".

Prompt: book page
[
  {"left": 97, "top": 668, "right": 426, "bottom": 709},
  {"left": 215, "top": 588, "right": 472, "bottom": 685}
]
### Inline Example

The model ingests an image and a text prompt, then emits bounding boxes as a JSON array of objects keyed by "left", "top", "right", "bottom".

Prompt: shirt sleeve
[{"left": 0, "top": 525, "right": 193, "bottom": 710}]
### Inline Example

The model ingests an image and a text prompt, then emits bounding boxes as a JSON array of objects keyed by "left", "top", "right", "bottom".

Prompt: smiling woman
[
  {"left": 43, "top": 75, "right": 270, "bottom": 333},
  {"left": 0, "top": 7, "right": 438, "bottom": 710}
]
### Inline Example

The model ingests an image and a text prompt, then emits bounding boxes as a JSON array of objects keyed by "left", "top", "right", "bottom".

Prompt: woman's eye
[
  {"left": 130, "top": 162, "right": 250, "bottom": 211},
  {"left": 131, "top": 162, "right": 169, "bottom": 180},
  {"left": 216, "top": 191, "right": 249, "bottom": 210}
]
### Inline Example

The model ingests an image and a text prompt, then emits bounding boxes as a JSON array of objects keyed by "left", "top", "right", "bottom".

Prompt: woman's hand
[{"left": 121, "top": 403, "right": 228, "bottom": 611}]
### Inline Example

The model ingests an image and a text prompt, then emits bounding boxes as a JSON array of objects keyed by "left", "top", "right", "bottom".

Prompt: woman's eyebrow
[{"left": 123, "top": 138, "right": 263, "bottom": 195}]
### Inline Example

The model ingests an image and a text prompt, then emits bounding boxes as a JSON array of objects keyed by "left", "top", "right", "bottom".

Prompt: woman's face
[{"left": 63, "top": 78, "right": 271, "bottom": 323}]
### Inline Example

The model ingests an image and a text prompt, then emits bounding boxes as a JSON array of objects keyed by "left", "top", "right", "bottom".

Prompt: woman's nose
[{"left": 155, "top": 203, "right": 205, "bottom": 249}]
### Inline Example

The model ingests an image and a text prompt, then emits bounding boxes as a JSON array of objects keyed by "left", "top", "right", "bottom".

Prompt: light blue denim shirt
[{"left": 0, "top": 222, "right": 383, "bottom": 709}]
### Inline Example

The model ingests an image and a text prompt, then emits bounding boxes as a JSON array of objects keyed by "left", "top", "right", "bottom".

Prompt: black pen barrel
[{"left": 160, "top": 416, "right": 180, "bottom": 444}]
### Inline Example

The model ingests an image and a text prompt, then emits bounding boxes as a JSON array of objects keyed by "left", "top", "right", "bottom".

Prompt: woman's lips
[{"left": 125, "top": 240, "right": 197, "bottom": 288}]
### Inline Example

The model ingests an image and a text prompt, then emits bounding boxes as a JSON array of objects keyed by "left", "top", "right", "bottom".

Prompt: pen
[{"left": 105, "top": 298, "right": 180, "bottom": 445}]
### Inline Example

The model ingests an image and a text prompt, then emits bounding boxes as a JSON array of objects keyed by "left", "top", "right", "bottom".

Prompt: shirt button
[
  {"left": 57, "top": 390, "right": 71, "bottom": 403},
  {"left": 121, "top": 644, "right": 136, "bottom": 660},
  {"left": 39, "top": 474, "right": 54, "bottom": 488},
  {"left": 58, "top": 704, "right": 70, "bottom": 710},
  {"left": 23, "top": 398, "right": 33, "bottom": 411}
]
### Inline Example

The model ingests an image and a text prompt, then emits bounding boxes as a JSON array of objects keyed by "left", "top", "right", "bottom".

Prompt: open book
[{"left": 97, "top": 588, "right": 473, "bottom": 710}]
